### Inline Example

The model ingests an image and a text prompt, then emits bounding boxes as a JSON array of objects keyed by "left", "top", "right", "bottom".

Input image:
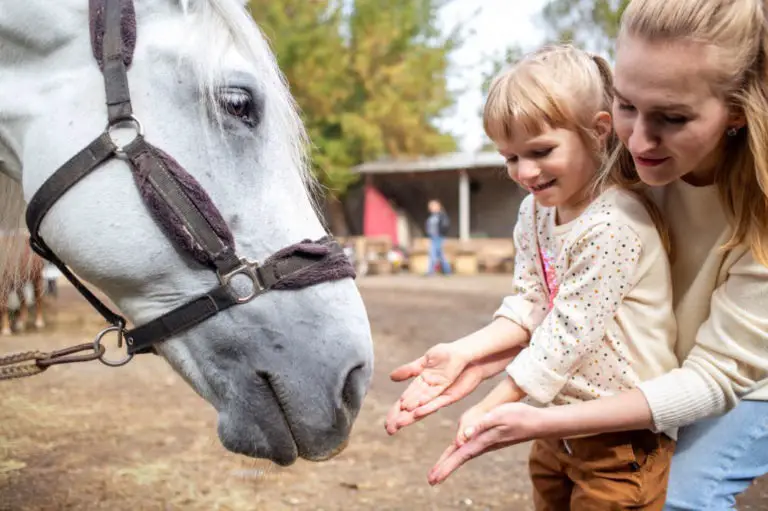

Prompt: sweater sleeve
[
  {"left": 493, "top": 197, "right": 550, "bottom": 333},
  {"left": 639, "top": 250, "right": 768, "bottom": 431},
  {"left": 506, "top": 222, "right": 644, "bottom": 404}
]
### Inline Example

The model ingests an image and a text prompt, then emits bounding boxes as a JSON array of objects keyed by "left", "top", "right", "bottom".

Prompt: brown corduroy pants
[{"left": 529, "top": 430, "right": 676, "bottom": 510}]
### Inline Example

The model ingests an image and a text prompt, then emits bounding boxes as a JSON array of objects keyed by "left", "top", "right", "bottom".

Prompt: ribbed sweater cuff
[{"left": 638, "top": 368, "right": 727, "bottom": 432}]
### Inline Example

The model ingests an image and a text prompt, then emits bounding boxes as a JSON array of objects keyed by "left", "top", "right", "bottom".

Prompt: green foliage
[
  {"left": 248, "top": 0, "right": 460, "bottom": 199},
  {"left": 541, "top": 0, "right": 630, "bottom": 58},
  {"left": 480, "top": 45, "right": 524, "bottom": 98},
  {"left": 474, "top": 0, "right": 631, "bottom": 153},
  {"left": 476, "top": 44, "right": 524, "bottom": 151}
]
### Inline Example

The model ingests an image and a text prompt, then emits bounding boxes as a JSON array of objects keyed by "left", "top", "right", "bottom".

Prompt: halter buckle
[{"left": 217, "top": 258, "right": 265, "bottom": 304}]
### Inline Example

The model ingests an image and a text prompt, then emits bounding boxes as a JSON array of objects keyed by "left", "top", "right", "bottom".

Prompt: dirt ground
[{"left": 1, "top": 275, "right": 766, "bottom": 510}]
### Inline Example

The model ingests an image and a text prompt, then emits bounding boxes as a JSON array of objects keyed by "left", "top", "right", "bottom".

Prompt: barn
[{"left": 346, "top": 151, "right": 528, "bottom": 273}]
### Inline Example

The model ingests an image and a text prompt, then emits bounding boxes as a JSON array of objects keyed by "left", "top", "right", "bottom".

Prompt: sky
[{"left": 436, "top": 0, "right": 550, "bottom": 152}]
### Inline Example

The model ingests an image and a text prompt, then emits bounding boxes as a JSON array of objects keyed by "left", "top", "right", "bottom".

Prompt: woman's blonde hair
[
  {"left": 484, "top": 43, "right": 670, "bottom": 252},
  {"left": 613, "top": 0, "right": 768, "bottom": 265}
]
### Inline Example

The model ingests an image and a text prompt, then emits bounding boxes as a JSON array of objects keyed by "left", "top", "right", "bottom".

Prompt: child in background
[{"left": 385, "top": 44, "right": 679, "bottom": 510}]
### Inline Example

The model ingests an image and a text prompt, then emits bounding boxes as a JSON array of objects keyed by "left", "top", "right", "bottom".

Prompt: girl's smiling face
[{"left": 497, "top": 116, "right": 610, "bottom": 222}]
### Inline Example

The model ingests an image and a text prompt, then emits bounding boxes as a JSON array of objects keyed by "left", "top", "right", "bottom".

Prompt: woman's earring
[{"left": 727, "top": 127, "right": 739, "bottom": 137}]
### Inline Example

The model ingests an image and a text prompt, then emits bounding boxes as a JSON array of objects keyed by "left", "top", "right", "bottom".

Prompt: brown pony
[{"left": 0, "top": 231, "right": 46, "bottom": 336}]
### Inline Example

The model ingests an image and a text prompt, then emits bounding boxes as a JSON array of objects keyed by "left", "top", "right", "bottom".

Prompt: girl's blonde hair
[
  {"left": 483, "top": 44, "right": 613, "bottom": 165},
  {"left": 484, "top": 44, "right": 670, "bottom": 253},
  {"left": 613, "top": 0, "right": 768, "bottom": 265}
]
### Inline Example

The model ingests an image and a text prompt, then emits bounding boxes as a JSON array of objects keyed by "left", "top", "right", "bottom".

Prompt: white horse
[{"left": 0, "top": 0, "right": 374, "bottom": 466}]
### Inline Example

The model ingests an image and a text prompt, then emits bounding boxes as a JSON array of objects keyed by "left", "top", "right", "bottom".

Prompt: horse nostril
[{"left": 340, "top": 364, "right": 367, "bottom": 410}]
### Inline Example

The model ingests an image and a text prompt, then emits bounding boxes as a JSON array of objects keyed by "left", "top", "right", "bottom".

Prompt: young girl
[{"left": 385, "top": 44, "right": 680, "bottom": 509}]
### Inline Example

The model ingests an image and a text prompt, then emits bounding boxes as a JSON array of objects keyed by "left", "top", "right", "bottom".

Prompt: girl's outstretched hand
[
  {"left": 385, "top": 345, "right": 522, "bottom": 435},
  {"left": 427, "top": 402, "right": 543, "bottom": 485},
  {"left": 384, "top": 343, "right": 472, "bottom": 434},
  {"left": 385, "top": 362, "right": 486, "bottom": 434}
]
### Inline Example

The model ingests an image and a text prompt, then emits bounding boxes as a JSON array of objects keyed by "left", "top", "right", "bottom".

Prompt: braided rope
[{"left": 0, "top": 350, "right": 47, "bottom": 381}]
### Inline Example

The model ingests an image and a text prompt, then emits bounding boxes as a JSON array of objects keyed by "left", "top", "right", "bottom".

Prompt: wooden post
[{"left": 459, "top": 169, "right": 470, "bottom": 241}]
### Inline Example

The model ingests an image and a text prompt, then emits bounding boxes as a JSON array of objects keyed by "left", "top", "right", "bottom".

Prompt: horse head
[{"left": 0, "top": 0, "right": 374, "bottom": 466}]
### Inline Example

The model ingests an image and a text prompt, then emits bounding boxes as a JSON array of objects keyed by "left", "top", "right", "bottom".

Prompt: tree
[
  {"left": 247, "top": 0, "right": 357, "bottom": 197},
  {"left": 477, "top": 44, "right": 524, "bottom": 152},
  {"left": 540, "top": 0, "right": 630, "bottom": 58},
  {"left": 344, "top": 0, "right": 458, "bottom": 163},
  {"left": 247, "top": 1, "right": 461, "bottom": 232},
  {"left": 477, "top": 0, "right": 629, "bottom": 152}
]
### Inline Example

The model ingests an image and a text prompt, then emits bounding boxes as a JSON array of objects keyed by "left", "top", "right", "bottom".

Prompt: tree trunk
[{"left": 325, "top": 195, "right": 350, "bottom": 236}]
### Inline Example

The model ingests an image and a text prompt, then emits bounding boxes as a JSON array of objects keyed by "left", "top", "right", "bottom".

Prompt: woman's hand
[{"left": 427, "top": 389, "right": 656, "bottom": 485}]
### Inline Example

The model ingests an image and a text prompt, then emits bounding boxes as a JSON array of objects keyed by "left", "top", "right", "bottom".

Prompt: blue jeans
[
  {"left": 664, "top": 400, "right": 768, "bottom": 510},
  {"left": 427, "top": 236, "right": 451, "bottom": 274}
]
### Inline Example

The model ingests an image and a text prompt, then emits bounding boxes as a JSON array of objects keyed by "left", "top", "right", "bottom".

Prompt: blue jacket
[{"left": 426, "top": 211, "right": 450, "bottom": 238}]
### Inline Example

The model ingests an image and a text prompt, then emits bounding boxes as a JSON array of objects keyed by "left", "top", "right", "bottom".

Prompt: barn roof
[{"left": 351, "top": 151, "right": 505, "bottom": 174}]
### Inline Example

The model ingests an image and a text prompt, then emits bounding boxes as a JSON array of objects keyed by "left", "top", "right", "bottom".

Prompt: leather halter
[{"left": 23, "top": 0, "right": 355, "bottom": 363}]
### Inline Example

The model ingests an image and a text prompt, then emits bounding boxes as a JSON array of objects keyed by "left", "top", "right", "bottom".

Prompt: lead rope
[
  {"left": 0, "top": 351, "right": 47, "bottom": 380},
  {"left": 0, "top": 343, "right": 106, "bottom": 381}
]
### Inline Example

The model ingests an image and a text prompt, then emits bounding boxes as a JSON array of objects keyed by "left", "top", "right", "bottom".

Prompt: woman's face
[{"left": 612, "top": 34, "right": 740, "bottom": 186}]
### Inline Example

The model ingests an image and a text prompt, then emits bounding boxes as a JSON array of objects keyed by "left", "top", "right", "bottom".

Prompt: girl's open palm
[
  {"left": 394, "top": 343, "right": 469, "bottom": 411},
  {"left": 427, "top": 402, "right": 543, "bottom": 485},
  {"left": 384, "top": 343, "right": 471, "bottom": 434},
  {"left": 385, "top": 362, "right": 485, "bottom": 434}
]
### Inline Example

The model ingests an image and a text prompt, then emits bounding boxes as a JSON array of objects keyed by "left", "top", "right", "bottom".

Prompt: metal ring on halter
[
  {"left": 93, "top": 326, "right": 134, "bottom": 367},
  {"left": 106, "top": 115, "right": 144, "bottom": 158},
  {"left": 218, "top": 258, "right": 264, "bottom": 304}
]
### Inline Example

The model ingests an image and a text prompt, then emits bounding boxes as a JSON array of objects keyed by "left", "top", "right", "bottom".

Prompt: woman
[{"left": 396, "top": 0, "right": 768, "bottom": 508}]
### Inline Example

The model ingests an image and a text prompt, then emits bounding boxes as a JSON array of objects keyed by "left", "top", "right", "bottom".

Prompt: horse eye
[{"left": 217, "top": 87, "right": 259, "bottom": 127}]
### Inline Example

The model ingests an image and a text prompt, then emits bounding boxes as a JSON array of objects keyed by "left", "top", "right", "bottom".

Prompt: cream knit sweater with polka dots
[{"left": 495, "top": 187, "right": 679, "bottom": 412}]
